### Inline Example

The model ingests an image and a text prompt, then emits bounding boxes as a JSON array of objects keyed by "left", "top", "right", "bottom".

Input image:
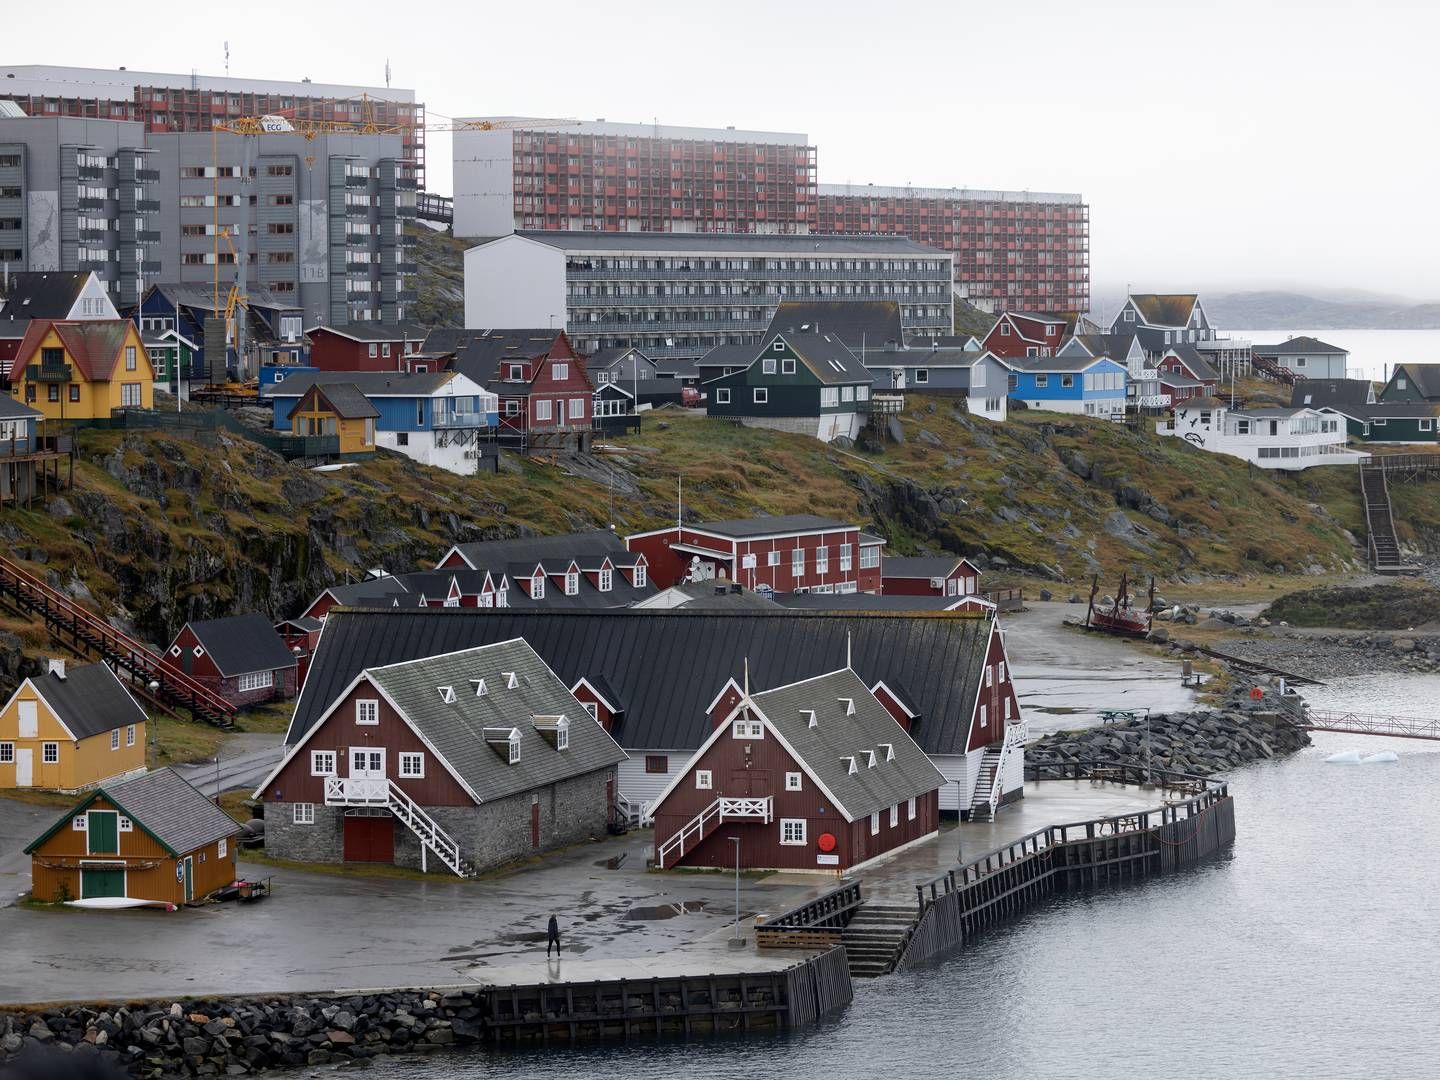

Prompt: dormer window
[
  {"left": 865, "top": 750, "right": 877, "bottom": 768},
  {"left": 485, "top": 726, "right": 522, "bottom": 763},
  {"left": 438, "top": 685, "right": 456, "bottom": 704},
  {"left": 880, "top": 742, "right": 894, "bottom": 762},
  {"left": 801, "top": 709, "right": 816, "bottom": 728},
  {"left": 598, "top": 567, "right": 612, "bottom": 592},
  {"left": 504, "top": 671, "right": 519, "bottom": 690},
  {"left": 843, "top": 755, "right": 857, "bottom": 775},
  {"left": 533, "top": 714, "right": 570, "bottom": 750},
  {"left": 634, "top": 562, "right": 647, "bottom": 588},
  {"left": 471, "top": 678, "right": 487, "bottom": 696},
  {"left": 507, "top": 364, "right": 524, "bottom": 380},
  {"left": 532, "top": 574, "right": 546, "bottom": 599},
  {"left": 838, "top": 697, "right": 855, "bottom": 716},
  {"left": 565, "top": 571, "right": 579, "bottom": 596}
]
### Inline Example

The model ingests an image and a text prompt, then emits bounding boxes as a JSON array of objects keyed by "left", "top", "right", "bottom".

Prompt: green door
[
  {"left": 80, "top": 866, "right": 125, "bottom": 899},
  {"left": 87, "top": 811, "right": 118, "bottom": 855}
]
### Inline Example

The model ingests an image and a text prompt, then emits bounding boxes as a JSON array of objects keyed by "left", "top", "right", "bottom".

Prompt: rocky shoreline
[
  {"left": 1180, "top": 630, "right": 1440, "bottom": 681},
  {"left": 1028, "top": 685, "right": 1312, "bottom": 776},
  {"left": 0, "top": 989, "right": 485, "bottom": 1078}
]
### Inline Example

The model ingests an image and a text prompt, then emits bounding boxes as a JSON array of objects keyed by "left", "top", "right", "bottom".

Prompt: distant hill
[{"left": 1204, "top": 291, "right": 1440, "bottom": 330}]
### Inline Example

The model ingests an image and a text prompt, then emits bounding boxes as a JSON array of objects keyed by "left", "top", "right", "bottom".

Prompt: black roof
[
  {"left": 1290, "top": 379, "right": 1375, "bottom": 410},
  {"left": 306, "top": 382, "right": 380, "bottom": 420},
  {"left": 1259, "top": 336, "right": 1349, "bottom": 356},
  {"left": 1165, "top": 344, "right": 1220, "bottom": 382},
  {"left": 765, "top": 301, "right": 903, "bottom": 351},
  {"left": 262, "top": 370, "right": 464, "bottom": 399},
  {"left": 27, "top": 767, "right": 238, "bottom": 857},
  {"left": 287, "top": 608, "right": 998, "bottom": 758},
  {"left": 882, "top": 555, "right": 972, "bottom": 579},
  {"left": 306, "top": 321, "right": 431, "bottom": 342},
  {"left": 1389, "top": 365, "right": 1440, "bottom": 400},
  {"left": 653, "top": 356, "right": 700, "bottom": 379},
  {"left": 1068, "top": 333, "right": 1138, "bottom": 360},
  {"left": 446, "top": 529, "right": 639, "bottom": 568},
  {"left": 774, "top": 593, "right": 987, "bottom": 612},
  {"left": 696, "top": 343, "right": 759, "bottom": 371},
  {"left": 30, "top": 663, "right": 146, "bottom": 740},
  {"left": 419, "top": 327, "right": 481, "bottom": 354},
  {"left": 633, "top": 580, "right": 781, "bottom": 610},
  {"left": 778, "top": 331, "right": 872, "bottom": 386},
  {"left": 0, "top": 316, "right": 33, "bottom": 340},
  {"left": 681, "top": 514, "right": 862, "bottom": 540},
  {"left": 150, "top": 282, "right": 299, "bottom": 314},
  {"left": 0, "top": 272, "right": 93, "bottom": 319},
  {"left": 182, "top": 613, "right": 299, "bottom": 678}
]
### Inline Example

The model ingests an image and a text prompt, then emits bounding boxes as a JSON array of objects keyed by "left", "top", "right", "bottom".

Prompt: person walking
[{"left": 546, "top": 914, "right": 561, "bottom": 958}]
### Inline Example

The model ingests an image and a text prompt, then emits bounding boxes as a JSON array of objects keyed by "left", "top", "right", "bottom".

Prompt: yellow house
[
  {"left": 290, "top": 382, "right": 377, "bottom": 455},
  {"left": 0, "top": 660, "right": 148, "bottom": 793},
  {"left": 8, "top": 319, "right": 154, "bottom": 421}
]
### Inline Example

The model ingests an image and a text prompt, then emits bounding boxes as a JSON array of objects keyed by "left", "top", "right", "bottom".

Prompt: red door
[
  {"left": 530, "top": 800, "right": 541, "bottom": 849},
  {"left": 343, "top": 816, "right": 394, "bottom": 863}
]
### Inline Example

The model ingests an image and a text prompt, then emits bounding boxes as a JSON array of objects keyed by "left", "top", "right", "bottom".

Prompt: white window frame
[
  {"left": 716, "top": 388, "right": 731, "bottom": 404},
  {"left": 815, "top": 546, "right": 829, "bottom": 575},
  {"left": 762, "top": 358, "right": 777, "bottom": 375},
  {"left": 553, "top": 361, "right": 569, "bottom": 380},
  {"left": 781, "top": 358, "right": 796, "bottom": 374},
  {"left": 310, "top": 750, "right": 337, "bottom": 776},
  {"left": 696, "top": 770, "right": 713, "bottom": 790},
  {"left": 839, "top": 543, "right": 852, "bottom": 571},
  {"left": 118, "top": 816, "right": 133, "bottom": 832},
  {"left": 753, "top": 387, "right": 768, "bottom": 404},
  {"left": 564, "top": 570, "right": 580, "bottom": 596},
  {"left": 870, "top": 812, "right": 879, "bottom": 836},
  {"left": 43, "top": 742, "right": 59, "bottom": 764},
  {"left": 569, "top": 397, "right": 586, "bottom": 419},
  {"left": 355, "top": 699, "right": 379, "bottom": 726},
  {"left": 634, "top": 563, "right": 647, "bottom": 588},
  {"left": 792, "top": 547, "right": 805, "bottom": 576},
  {"left": 238, "top": 670, "right": 274, "bottom": 693},
  {"left": 126, "top": 724, "right": 136, "bottom": 747},
  {"left": 889, "top": 804, "right": 898, "bottom": 828},
  {"left": 732, "top": 719, "right": 764, "bottom": 739},
  {"left": 536, "top": 398, "right": 553, "bottom": 422},
  {"left": 907, "top": 796, "right": 917, "bottom": 821},
  {"left": 293, "top": 802, "right": 315, "bottom": 825},
  {"left": 110, "top": 729, "right": 120, "bottom": 751},
  {"left": 532, "top": 574, "right": 546, "bottom": 599},
  {"left": 581, "top": 700, "right": 598, "bottom": 721},
  {"left": 399, "top": 752, "right": 425, "bottom": 779},
  {"left": 767, "top": 550, "right": 780, "bottom": 567},
  {"left": 218, "top": 837, "right": 227, "bottom": 859},
  {"left": 780, "top": 818, "right": 807, "bottom": 846},
  {"left": 598, "top": 567, "right": 613, "bottom": 592},
  {"left": 785, "top": 772, "right": 802, "bottom": 791}
]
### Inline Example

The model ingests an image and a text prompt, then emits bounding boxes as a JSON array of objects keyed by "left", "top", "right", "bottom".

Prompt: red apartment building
[
  {"left": 0, "top": 65, "right": 426, "bottom": 187},
  {"left": 306, "top": 324, "right": 430, "bottom": 372},
  {"left": 626, "top": 515, "right": 886, "bottom": 594},
  {"left": 817, "top": 185, "right": 1090, "bottom": 315},
  {"left": 981, "top": 311, "right": 1080, "bottom": 359}
]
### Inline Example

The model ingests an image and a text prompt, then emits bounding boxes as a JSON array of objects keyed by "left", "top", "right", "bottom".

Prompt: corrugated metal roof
[{"left": 288, "top": 609, "right": 996, "bottom": 758}]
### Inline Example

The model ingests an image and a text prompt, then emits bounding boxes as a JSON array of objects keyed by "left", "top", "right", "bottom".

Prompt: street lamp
[
  {"left": 728, "top": 836, "right": 744, "bottom": 949},
  {"left": 147, "top": 680, "right": 160, "bottom": 761}
]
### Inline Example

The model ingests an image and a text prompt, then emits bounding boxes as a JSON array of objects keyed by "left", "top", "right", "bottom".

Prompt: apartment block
[
  {"left": 0, "top": 65, "right": 426, "bottom": 188},
  {"left": 817, "top": 185, "right": 1090, "bottom": 314},
  {"left": 453, "top": 119, "right": 816, "bottom": 239},
  {"left": 0, "top": 116, "right": 161, "bottom": 307},
  {"left": 463, "top": 232, "right": 952, "bottom": 360},
  {"left": 146, "top": 131, "right": 417, "bottom": 327}
]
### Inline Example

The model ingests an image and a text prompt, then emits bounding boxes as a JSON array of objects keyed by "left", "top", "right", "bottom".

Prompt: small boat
[
  {"left": 65, "top": 897, "right": 177, "bottom": 911},
  {"left": 1083, "top": 573, "right": 1154, "bottom": 639}
]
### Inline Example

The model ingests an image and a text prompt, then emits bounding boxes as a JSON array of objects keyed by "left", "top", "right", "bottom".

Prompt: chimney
[{"left": 48, "top": 658, "right": 66, "bottom": 680}]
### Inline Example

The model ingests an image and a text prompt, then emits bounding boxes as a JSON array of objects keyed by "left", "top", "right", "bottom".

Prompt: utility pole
[{"left": 728, "top": 836, "right": 743, "bottom": 948}]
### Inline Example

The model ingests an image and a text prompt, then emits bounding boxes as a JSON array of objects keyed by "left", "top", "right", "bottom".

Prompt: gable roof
[
  {"left": 1260, "top": 336, "right": 1349, "bottom": 356},
  {"left": 10, "top": 319, "right": 135, "bottom": 382},
  {"left": 1389, "top": 364, "right": 1440, "bottom": 400},
  {"left": 653, "top": 356, "right": 700, "bottom": 379},
  {"left": 1010, "top": 354, "right": 1121, "bottom": 374},
  {"left": 1290, "top": 379, "right": 1376, "bottom": 411},
  {"left": 181, "top": 613, "right": 299, "bottom": 678},
  {"left": 305, "top": 321, "right": 431, "bottom": 343},
  {"left": 20, "top": 662, "right": 147, "bottom": 741},
  {"left": 674, "top": 514, "right": 861, "bottom": 540},
  {"left": 304, "top": 382, "right": 380, "bottom": 420},
  {"left": 774, "top": 331, "right": 871, "bottom": 385},
  {"left": 1128, "top": 294, "right": 1199, "bottom": 327},
  {"left": 1066, "top": 333, "right": 1139, "bottom": 361},
  {"left": 747, "top": 668, "right": 946, "bottom": 820},
  {"left": 286, "top": 608, "right": 1000, "bottom": 759},
  {"left": 443, "top": 529, "right": 639, "bottom": 569},
  {"left": 451, "top": 329, "right": 572, "bottom": 390},
  {"left": 697, "top": 343, "right": 761, "bottom": 372},
  {"left": 0, "top": 395, "right": 42, "bottom": 421},
  {"left": 262, "top": 370, "right": 468, "bottom": 400},
  {"left": 358, "top": 639, "right": 627, "bottom": 803},
  {"left": 27, "top": 767, "right": 238, "bottom": 856},
  {"left": 1164, "top": 344, "right": 1220, "bottom": 382},
  {"left": 882, "top": 555, "right": 973, "bottom": 579},
  {"left": 0, "top": 272, "right": 93, "bottom": 319},
  {"left": 585, "top": 347, "right": 655, "bottom": 373},
  {"left": 765, "top": 301, "right": 903, "bottom": 351}
]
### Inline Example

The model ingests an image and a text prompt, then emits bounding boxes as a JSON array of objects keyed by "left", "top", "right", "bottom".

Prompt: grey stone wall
[{"left": 266, "top": 803, "right": 345, "bottom": 864}]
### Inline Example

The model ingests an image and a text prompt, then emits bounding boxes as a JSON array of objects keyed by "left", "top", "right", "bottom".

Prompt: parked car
[{"left": 681, "top": 387, "right": 704, "bottom": 408}]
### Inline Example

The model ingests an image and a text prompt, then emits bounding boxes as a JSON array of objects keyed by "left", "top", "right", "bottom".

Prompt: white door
[
  {"left": 350, "top": 748, "right": 386, "bottom": 779},
  {"left": 15, "top": 749, "right": 33, "bottom": 787},
  {"left": 18, "top": 701, "right": 37, "bottom": 738}
]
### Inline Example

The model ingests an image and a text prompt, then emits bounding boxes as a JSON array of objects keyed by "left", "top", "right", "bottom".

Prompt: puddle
[
  {"left": 592, "top": 854, "right": 629, "bottom": 869},
  {"left": 623, "top": 901, "right": 711, "bottom": 921}
]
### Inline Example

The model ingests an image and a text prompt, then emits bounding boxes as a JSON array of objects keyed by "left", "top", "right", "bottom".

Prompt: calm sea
[
  {"left": 1234, "top": 328, "right": 1440, "bottom": 383},
  {"left": 356, "top": 675, "right": 1440, "bottom": 1080}
]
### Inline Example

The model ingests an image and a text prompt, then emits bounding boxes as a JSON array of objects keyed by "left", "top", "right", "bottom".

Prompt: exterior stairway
[
  {"left": 841, "top": 902, "right": 916, "bottom": 978},
  {"left": 1360, "top": 464, "right": 1410, "bottom": 573},
  {"left": 325, "top": 777, "right": 473, "bottom": 877},
  {"left": 654, "top": 796, "right": 772, "bottom": 868},
  {"left": 969, "top": 747, "right": 1003, "bottom": 822}
]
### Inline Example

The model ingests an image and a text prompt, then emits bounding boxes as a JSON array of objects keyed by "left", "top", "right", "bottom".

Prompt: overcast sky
[{"left": 13, "top": 0, "right": 1438, "bottom": 302}]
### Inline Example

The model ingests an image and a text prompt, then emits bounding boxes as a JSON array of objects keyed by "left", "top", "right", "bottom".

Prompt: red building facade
[
  {"left": 881, "top": 557, "right": 982, "bottom": 597},
  {"left": 626, "top": 516, "right": 885, "bottom": 594},
  {"left": 817, "top": 186, "right": 1089, "bottom": 314},
  {"left": 161, "top": 615, "right": 299, "bottom": 708},
  {"left": 981, "top": 311, "right": 1076, "bottom": 359},
  {"left": 306, "top": 327, "right": 428, "bottom": 372}
]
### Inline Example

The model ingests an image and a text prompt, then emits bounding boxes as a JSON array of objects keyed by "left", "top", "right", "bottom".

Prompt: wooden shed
[{"left": 26, "top": 768, "right": 239, "bottom": 907}]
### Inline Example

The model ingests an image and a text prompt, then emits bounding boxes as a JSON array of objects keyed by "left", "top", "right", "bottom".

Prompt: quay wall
[{"left": 0, "top": 948, "right": 852, "bottom": 1078}]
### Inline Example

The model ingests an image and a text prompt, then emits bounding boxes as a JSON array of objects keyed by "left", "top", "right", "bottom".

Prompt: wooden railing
[{"left": 756, "top": 880, "right": 863, "bottom": 950}]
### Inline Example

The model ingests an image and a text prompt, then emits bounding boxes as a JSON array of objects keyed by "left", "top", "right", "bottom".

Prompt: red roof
[{"left": 9, "top": 319, "right": 134, "bottom": 382}]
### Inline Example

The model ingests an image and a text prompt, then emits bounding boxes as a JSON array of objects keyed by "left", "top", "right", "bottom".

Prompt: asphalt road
[{"left": 171, "top": 732, "right": 285, "bottom": 801}]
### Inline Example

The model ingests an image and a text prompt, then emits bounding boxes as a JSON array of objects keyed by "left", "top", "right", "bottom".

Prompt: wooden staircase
[
  {"left": 969, "top": 747, "right": 1003, "bottom": 822},
  {"left": 1253, "top": 355, "right": 1301, "bottom": 385},
  {"left": 655, "top": 796, "right": 772, "bottom": 869},
  {"left": 324, "top": 777, "right": 473, "bottom": 876},
  {"left": 1360, "top": 464, "right": 1413, "bottom": 573},
  {"left": 0, "top": 553, "right": 237, "bottom": 727},
  {"left": 840, "top": 902, "right": 915, "bottom": 978}
]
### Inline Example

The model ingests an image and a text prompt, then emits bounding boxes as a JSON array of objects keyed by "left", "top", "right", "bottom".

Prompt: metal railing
[{"left": 1306, "top": 710, "right": 1440, "bottom": 741}]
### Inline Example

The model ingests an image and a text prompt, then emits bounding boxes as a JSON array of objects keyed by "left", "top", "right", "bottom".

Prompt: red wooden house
[
  {"left": 306, "top": 324, "right": 431, "bottom": 373},
  {"left": 1157, "top": 345, "right": 1220, "bottom": 403},
  {"left": 626, "top": 515, "right": 886, "bottom": 594},
  {"left": 981, "top": 311, "right": 1079, "bottom": 360},
  {"left": 881, "top": 555, "right": 981, "bottom": 597},
  {"left": 162, "top": 613, "right": 299, "bottom": 708},
  {"left": 650, "top": 667, "right": 945, "bottom": 873},
  {"left": 450, "top": 329, "right": 593, "bottom": 440}
]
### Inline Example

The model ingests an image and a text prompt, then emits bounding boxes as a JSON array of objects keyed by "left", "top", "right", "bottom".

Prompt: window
[
  {"left": 1398, "top": 377, "right": 1408, "bottom": 390},
  {"left": 399, "top": 752, "right": 425, "bottom": 778},
  {"left": 870, "top": 812, "right": 880, "bottom": 835},
  {"left": 124, "top": 346, "right": 137, "bottom": 371},
  {"left": 792, "top": 547, "right": 805, "bottom": 577},
  {"left": 581, "top": 701, "right": 598, "bottom": 721},
  {"left": 816, "top": 546, "right": 829, "bottom": 574},
  {"left": 69, "top": 386, "right": 80, "bottom": 402},
  {"left": 767, "top": 551, "right": 780, "bottom": 567},
  {"left": 43, "top": 742, "right": 59, "bottom": 764},
  {"left": 598, "top": 567, "right": 612, "bottom": 592},
  {"left": 780, "top": 819, "right": 807, "bottom": 845},
  {"left": 634, "top": 563, "right": 647, "bottom": 588},
  {"left": 110, "top": 729, "right": 120, "bottom": 751},
  {"left": 238, "top": 670, "right": 273, "bottom": 693},
  {"left": 126, "top": 724, "right": 135, "bottom": 747},
  {"left": 311, "top": 750, "right": 337, "bottom": 776},
  {"left": 536, "top": 399, "right": 552, "bottom": 421},
  {"left": 859, "top": 546, "right": 880, "bottom": 569},
  {"left": 48, "top": 384, "right": 59, "bottom": 402},
  {"left": 532, "top": 574, "right": 546, "bottom": 599},
  {"left": 763, "top": 358, "right": 777, "bottom": 375},
  {"left": 553, "top": 362, "right": 569, "bottom": 380},
  {"left": 907, "top": 797, "right": 917, "bottom": 821},
  {"left": 121, "top": 383, "right": 141, "bottom": 407},
  {"left": 368, "top": 343, "right": 378, "bottom": 358},
  {"left": 915, "top": 369, "right": 929, "bottom": 384},
  {"left": 1061, "top": 375, "right": 1074, "bottom": 388},
  {"left": 986, "top": 665, "right": 994, "bottom": 687},
  {"left": 716, "top": 388, "right": 731, "bottom": 405},
  {"left": 0, "top": 743, "right": 11, "bottom": 764},
  {"left": 773, "top": 341, "right": 784, "bottom": 352},
  {"left": 889, "top": 804, "right": 898, "bottom": 828},
  {"left": 293, "top": 802, "right": 315, "bottom": 825},
  {"left": 118, "top": 817, "right": 133, "bottom": 832},
  {"left": 785, "top": 772, "right": 802, "bottom": 791},
  {"left": 565, "top": 571, "right": 579, "bottom": 596},
  {"left": 820, "top": 387, "right": 839, "bottom": 408},
  {"left": 1422, "top": 419, "right": 1434, "bottom": 432},
  {"left": 645, "top": 754, "right": 668, "bottom": 774},
  {"left": 839, "top": 543, "right": 852, "bottom": 571},
  {"left": 570, "top": 397, "right": 585, "bottom": 419},
  {"left": 355, "top": 699, "right": 379, "bottom": 725},
  {"left": 732, "top": 719, "right": 764, "bottom": 738},
  {"left": 1124, "top": 310, "right": 1135, "bottom": 323},
  {"left": 218, "top": 837, "right": 227, "bottom": 858},
  {"left": 753, "top": 388, "right": 768, "bottom": 404},
  {"left": 1000, "top": 324, "right": 1011, "bottom": 336},
  {"left": 998, "top": 661, "right": 1006, "bottom": 682},
  {"left": 696, "top": 770, "right": 712, "bottom": 790},
  {"left": 1035, "top": 374, "right": 1049, "bottom": 389},
  {"left": 781, "top": 358, "right": 796, "bottom": 375}
]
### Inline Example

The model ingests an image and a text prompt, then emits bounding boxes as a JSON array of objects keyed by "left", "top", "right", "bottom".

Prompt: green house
[
  {"left": 703, "top": 331, "right": 873, "bottom": 444},
  {"left": 143, "top": 328, "right": 198, "bottom": 386},
  {"left": 1321, "top": 402, "right": 1440, "bottom": 443},
  {"left": 1378, "top": 364, "right": 1440, "bottom": 404}
]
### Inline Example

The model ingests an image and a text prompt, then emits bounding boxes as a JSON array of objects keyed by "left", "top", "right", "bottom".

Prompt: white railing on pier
[
  {"left": 974, "top": 721, "right": 1028, "bottom": 820},
  {"left": 656, "top": 795, "right": 773, "bottom": 869},
  {"left": 1306, "top": 711, "right": 1440, "bottom": 742},
  {"left": 323, "top": 776, "right": 467, "bottom": 876}
]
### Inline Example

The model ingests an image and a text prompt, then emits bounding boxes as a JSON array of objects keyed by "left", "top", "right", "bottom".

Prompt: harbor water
[{"left": 359, "top": 675, "right": 1439, "bottom": 1080}]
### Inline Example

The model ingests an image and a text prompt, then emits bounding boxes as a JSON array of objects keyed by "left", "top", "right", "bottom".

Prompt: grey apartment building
[
  {"left": 146, "top": 131, "right": 418, "bottom": 326},
  {"left": 0, "top": 115, "right": 160, "bottom": 306},
  {"left": 463, "top": 232, "right": 953, "bottom": 360}
]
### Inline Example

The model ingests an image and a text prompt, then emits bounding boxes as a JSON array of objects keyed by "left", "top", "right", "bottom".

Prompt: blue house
[
  {"left": 136, "top": 284, "right": 306, "bottom": 382},
  {"left": 1006, "top": 355, "right": 1128, "bottom": 418},
  {"left": 263, "top": 370, "right": 500, "bottom": 476}
]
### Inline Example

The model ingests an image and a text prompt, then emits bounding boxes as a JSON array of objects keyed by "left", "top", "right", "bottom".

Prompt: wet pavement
[
  {"left": 1003, "top": 601, "right": 1200, "bottom": 734},
  {"left": 171, "top": 733, "right": 284, "bottom": 801}
]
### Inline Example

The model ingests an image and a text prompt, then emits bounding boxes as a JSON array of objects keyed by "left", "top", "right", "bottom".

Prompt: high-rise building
[
  {"left": 817, "top": 185, "right": 1090, "bottom": 314},
  {"left": 0, "top": 116, "right": 160, "bottom": 307},
  {"left": 0, "top": 65, "right": 426, "bottom": 188},
  {"left": 453, "top": 119, "right": 816, "bottom": 239},
  {"left": 147, "top": 131, "right": 418, "bottom": 327}
]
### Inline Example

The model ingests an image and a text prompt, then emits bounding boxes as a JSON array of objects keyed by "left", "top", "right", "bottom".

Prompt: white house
[{"left": 1159, "top": 398, "right": 1364, "bottom": 470}]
